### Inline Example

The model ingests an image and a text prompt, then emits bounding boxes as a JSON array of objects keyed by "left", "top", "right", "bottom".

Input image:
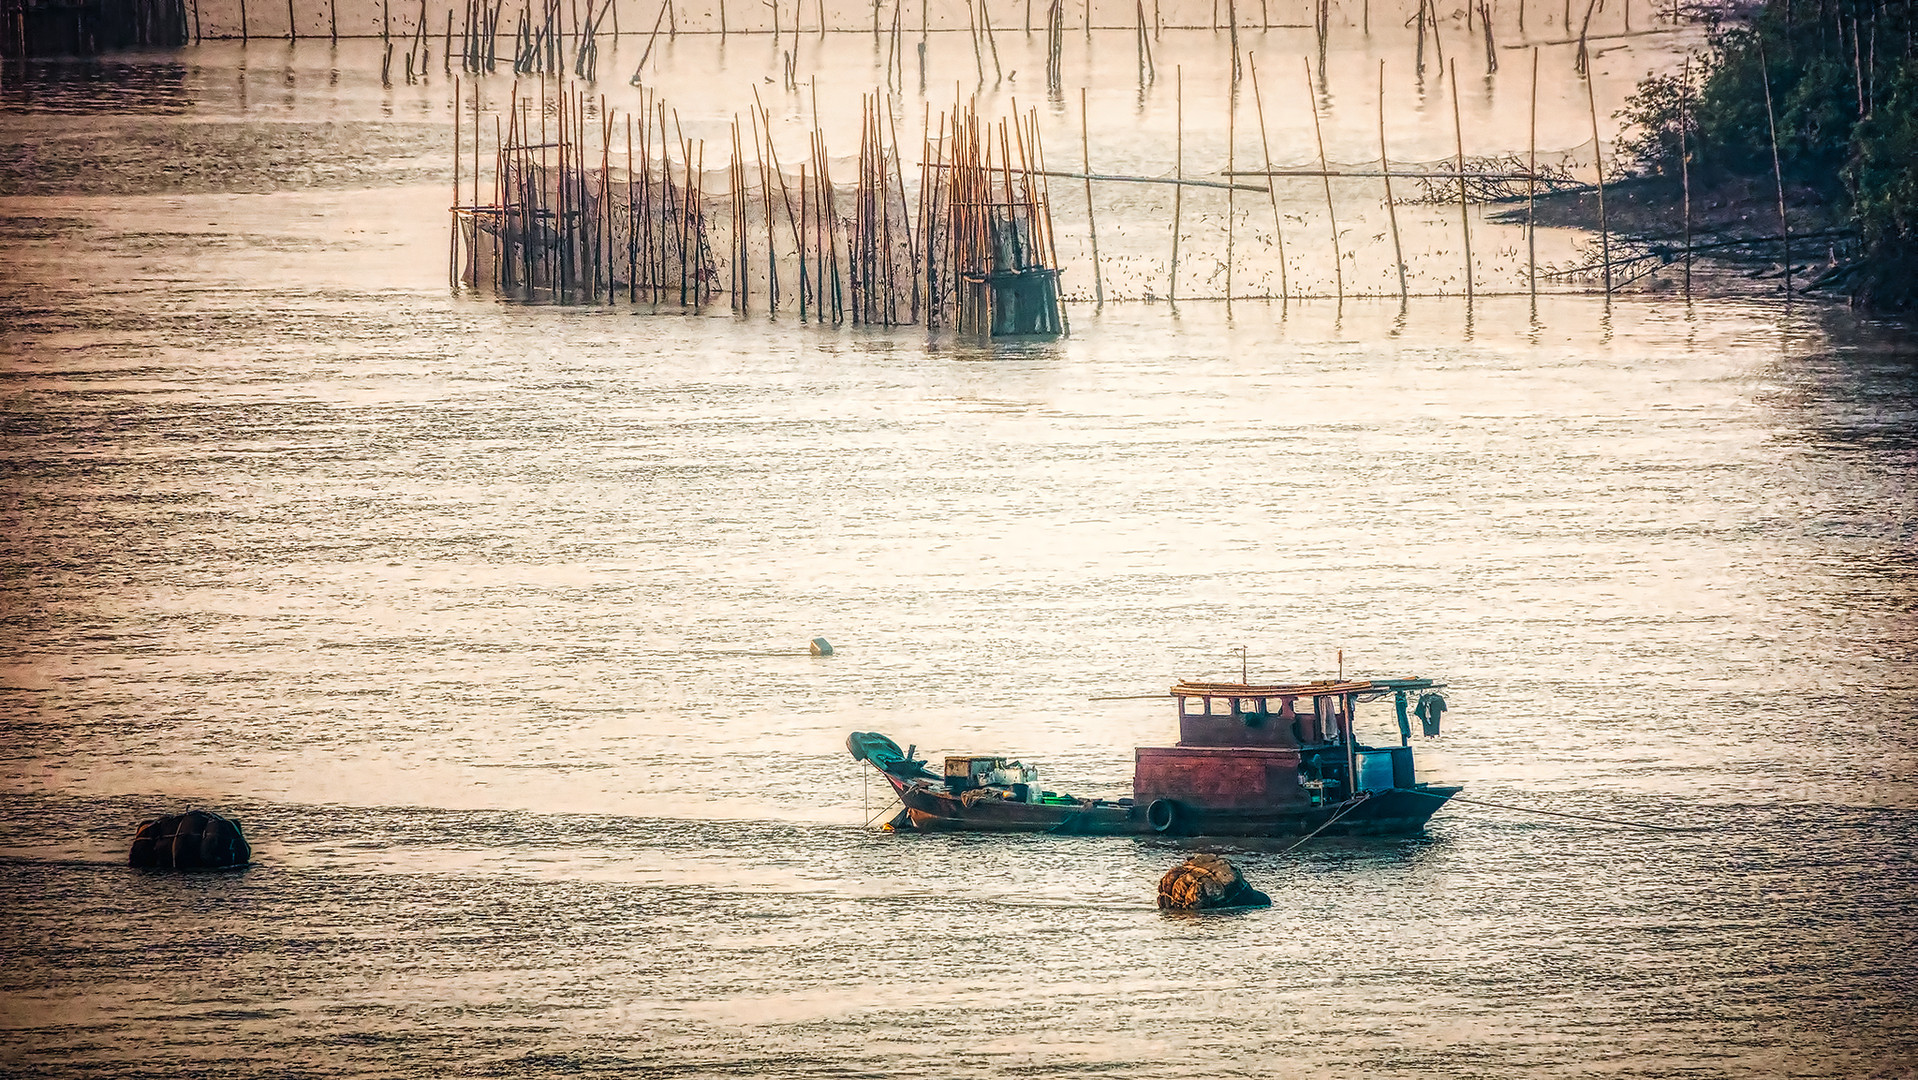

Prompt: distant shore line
[{"left": 1569, "top": 0, "right": 1914, "bottom": 314}]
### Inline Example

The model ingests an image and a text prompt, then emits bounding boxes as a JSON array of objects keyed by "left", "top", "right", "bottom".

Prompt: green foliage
[
  {"left": 1616, "top": 69, "right": 1696, "bottom": 178},
  {"left": 1615, "top": 0, "right": 1918, "bottom": 311},
  {"left": 1845, "top": 62, "right": 1918, "bottom": 312}
]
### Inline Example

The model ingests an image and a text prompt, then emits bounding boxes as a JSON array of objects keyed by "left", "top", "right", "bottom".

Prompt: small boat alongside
[{"left": 848, "top": 677, "right": 1460, "bottom": 838}]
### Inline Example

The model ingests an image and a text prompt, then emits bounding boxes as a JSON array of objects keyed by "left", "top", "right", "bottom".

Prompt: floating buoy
[
  {"left": 129, "top": 809, "right": 252, "bottom": 871},
  {"left": 1157, "top": 854, "right": 1272, "bottom": 911},
  {"left": 810, "top": 637, "right": 834, "bottom": 657}
]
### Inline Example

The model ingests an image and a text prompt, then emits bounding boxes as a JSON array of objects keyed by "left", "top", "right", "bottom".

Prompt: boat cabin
[{"left": 1135, "top": 678, "right": 1442, "bottom": 810}]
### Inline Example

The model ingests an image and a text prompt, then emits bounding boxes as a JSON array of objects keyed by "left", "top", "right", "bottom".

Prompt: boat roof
[{"left": 1171, "top": 677, "right": 1443, "bottom": 697}]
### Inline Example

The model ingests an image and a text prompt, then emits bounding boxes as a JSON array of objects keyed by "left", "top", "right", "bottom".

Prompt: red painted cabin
[{"left": 1135, "top": 680, "right": 1417, "bottom": 812}]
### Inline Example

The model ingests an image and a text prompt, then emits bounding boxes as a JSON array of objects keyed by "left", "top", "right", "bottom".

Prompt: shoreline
[{"left": 1492, "top": 175, "right": 1858, "bottom": 302}]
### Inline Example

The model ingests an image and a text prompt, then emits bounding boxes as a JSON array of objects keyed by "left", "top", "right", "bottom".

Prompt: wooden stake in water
[
  {"left": 452, "top": 75, "right": 462, "bottom": 288},
  {"left": 1226, "top": 76, "right": 1236, "bottom": 310},
  {"left": 1169, "top": 66, "right": 1183, "bottom": 306},
  {"left": 1248, "top": 55, "right": 1287, "bottom": 301},
  {"left": 1227, "top": 0, "right": 1241, "bottom": 82},
  {"left": 1380, "top": 60, "right": 1407, "bottom": 303},
  {"left": 1528, "top": 46, "right": 1538, "bottom": 299},
  {"left": 1679, "top": 55, "right": 1692, "bottom": 299},
  {"left": 979, "top": 0, "right": 1003, "bottom": 80},
  {"left": 751, "top": 104, "right": 778, "bottom": 315},
  {"left": 1135, "top": 0, "right": 1153, "bottom": 78},
  {"left": 1584, "top": 57, "right": 1609, "bottom": 294},
  {"left": 1450, "top": 58, "right": 1472, "bottom": 303},
  {"left": 1757, "top": 37, "right": 1790, "bottom": 299},
  {"left": 1305, "top": 57, "right": 1342, "bottom": 302},
  {"left": 968, "top": 0, "right": 986, "bottom": 82},
  {"left": 629, "top": 114, "right": 638, "bottom": 303},
  {"left": 1480, "top": 0, "right": 1496, "bottom": 72},
  {"left": 1081, "top": 88, "right": 1105, "bottom": 308}
]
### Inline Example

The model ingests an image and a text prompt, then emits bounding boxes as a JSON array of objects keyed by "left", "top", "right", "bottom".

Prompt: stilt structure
[{"left": 451, "top": 86, "right": 1063, "bottom": 338}]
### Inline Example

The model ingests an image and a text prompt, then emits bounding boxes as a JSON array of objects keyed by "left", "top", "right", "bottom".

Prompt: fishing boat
[{"left": 848, "top": 677, "right": 1460, "bottom": 838}]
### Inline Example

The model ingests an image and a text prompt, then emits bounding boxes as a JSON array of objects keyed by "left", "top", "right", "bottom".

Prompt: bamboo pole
[
  {"left": 752, "top": 104, "right": 777, "bottom": 315},
  {"left": 918, "top": 105, "right": 940, "bottom": 324},
  {"left": 967, "top": 0, "right": 985, "bottom": 81},
  {"left": 629, "top": 113, "right": 638, "bottom": 302},
  {"left": 885, "top": 103, "right": 916, "bottom": 324},
  {"left": 882, "top": 101, "right": 895, "bottom": 324},
  {"left": 1127, "top": 0, "right": 1143, "bottom": 77},
  {"left": 495, "top": 112, "right": 506, "bottom": 290},
  {"left": 558, "top": 85, "right": 572, "bottom": 298},
  {"left": 1081, "top": 87, "right": 1103, "bottom": 308},
  {"left": 603, "top": 98, "right": 613, "bottom": 305},
  {"left": 1030, "top": 106, "right": 1062, "bottom": 284},
  {"left": 732, "top": 118, "right": 742, "bottom": 312},
  {"left": 1306, "top": 56, "right": 1342, "bottom": 302},
  {"left": 1584, "top": 55, "right": 1609, "bottom": 294},
  {"left": 1528, "top": 47, "right": 1538, "bottom": 299},
  {"left": 693, "top": 137, "right": 705, "bottom": 308},
  {"left": 1380, "top": 60, "right": 1407, "bottom": 303},
  {"left": 1227, "top": 0, "right": 1240, "bottom": 81},
  {"left": 915, "top": 104, "right": 930, "bottom": 322},
  {"left": 1169, "top": 66, "right": 1182, "bottom": 305},
  {"left": 452, "top": 75, "right": 462, "bottom": 288},
  {"left": 980, "top": 0, "right": 1003, "bottom": 79},
  {"left": 799, "top": 162, "right": 811, "bottom": 321},
  {"left": 1679, "top": 55, "right": 1691, "bottom": 298},
  {"left": 825, "top": 133, "right": 844, "bottom": 324},
  {"left": 474, "top": 80, "right": 482, "bottom": 263},
  {"left": 1248, "top": 56, "right": 1287, "bottom": 302},
  {"left": 762, "top": 98, "right": 805, "bottom": 318},
  {"left": 1450, "top": 58, "right": 1471, "bottom": 303},
  {"left": 1757, "top": 37, "right": 1790, "bottom": 299},
  {"left": 538, "top": 80, "right": 550, "bottom": 294},
  {"left": 1226, "top": 74, "right": 1236, "bottom": 310},
  {"left": 1480, "top": 0, "right": 1496, "bottom": 72}
]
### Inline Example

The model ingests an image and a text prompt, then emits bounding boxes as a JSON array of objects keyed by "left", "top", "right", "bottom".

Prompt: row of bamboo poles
[
  {"left": 452, "top": 54, "right": 1637, "bottom": 317},
  {"left": 450, "top": 80, "right": 1065, "bottom": 333},
  {"left": 166, "top": 0, "right": 1676, "bottom": 47}
]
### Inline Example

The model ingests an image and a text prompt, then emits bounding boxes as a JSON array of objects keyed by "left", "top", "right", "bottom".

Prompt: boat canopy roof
[{"left": 1171, "top": 678, "right": 1443, "bottom": 699}]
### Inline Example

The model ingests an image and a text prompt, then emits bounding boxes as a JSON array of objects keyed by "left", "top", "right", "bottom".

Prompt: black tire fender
[{"left": 1147, "top": 798, "right": 1181, "bottom": 833}]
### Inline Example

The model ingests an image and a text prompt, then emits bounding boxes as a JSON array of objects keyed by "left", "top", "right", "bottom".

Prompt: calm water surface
[{"left": 3, "top": 26, "right": 1917, "bottom": 1079}]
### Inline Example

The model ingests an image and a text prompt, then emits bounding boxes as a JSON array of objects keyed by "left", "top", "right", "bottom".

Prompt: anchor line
[
  {"left": 1278, "top": 792, "right": 1372, "bottom": 854},
  {"left": 1407, "top": 789, "right": 1704, "bottom": 833},
  {"left": 864, "top": 797, "right": 905, "bottom": 829}
]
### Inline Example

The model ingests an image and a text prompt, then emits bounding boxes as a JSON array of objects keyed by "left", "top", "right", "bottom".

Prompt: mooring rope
[
  {"left": 1409, "top": 788, "right": 1704, "bottom": 833},
  {"left": 1278, "top": 792, "right": 1372, "bottom": 853},
  {"left": 864, "top": 798, "right": 904, "bottom": 829}
]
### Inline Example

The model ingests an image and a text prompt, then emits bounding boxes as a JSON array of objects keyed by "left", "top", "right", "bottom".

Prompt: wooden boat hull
[{"left": 894, "top": 780, "right": 1461, "bottom": 838}]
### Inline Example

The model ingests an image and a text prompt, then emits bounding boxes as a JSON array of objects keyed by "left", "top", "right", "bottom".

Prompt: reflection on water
[
  {"left": 0, "top": 57, "right": 193, "bottom": 113},
  {"left": 2, "top": 24, "right": 1917, "bottom": 1080}
]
